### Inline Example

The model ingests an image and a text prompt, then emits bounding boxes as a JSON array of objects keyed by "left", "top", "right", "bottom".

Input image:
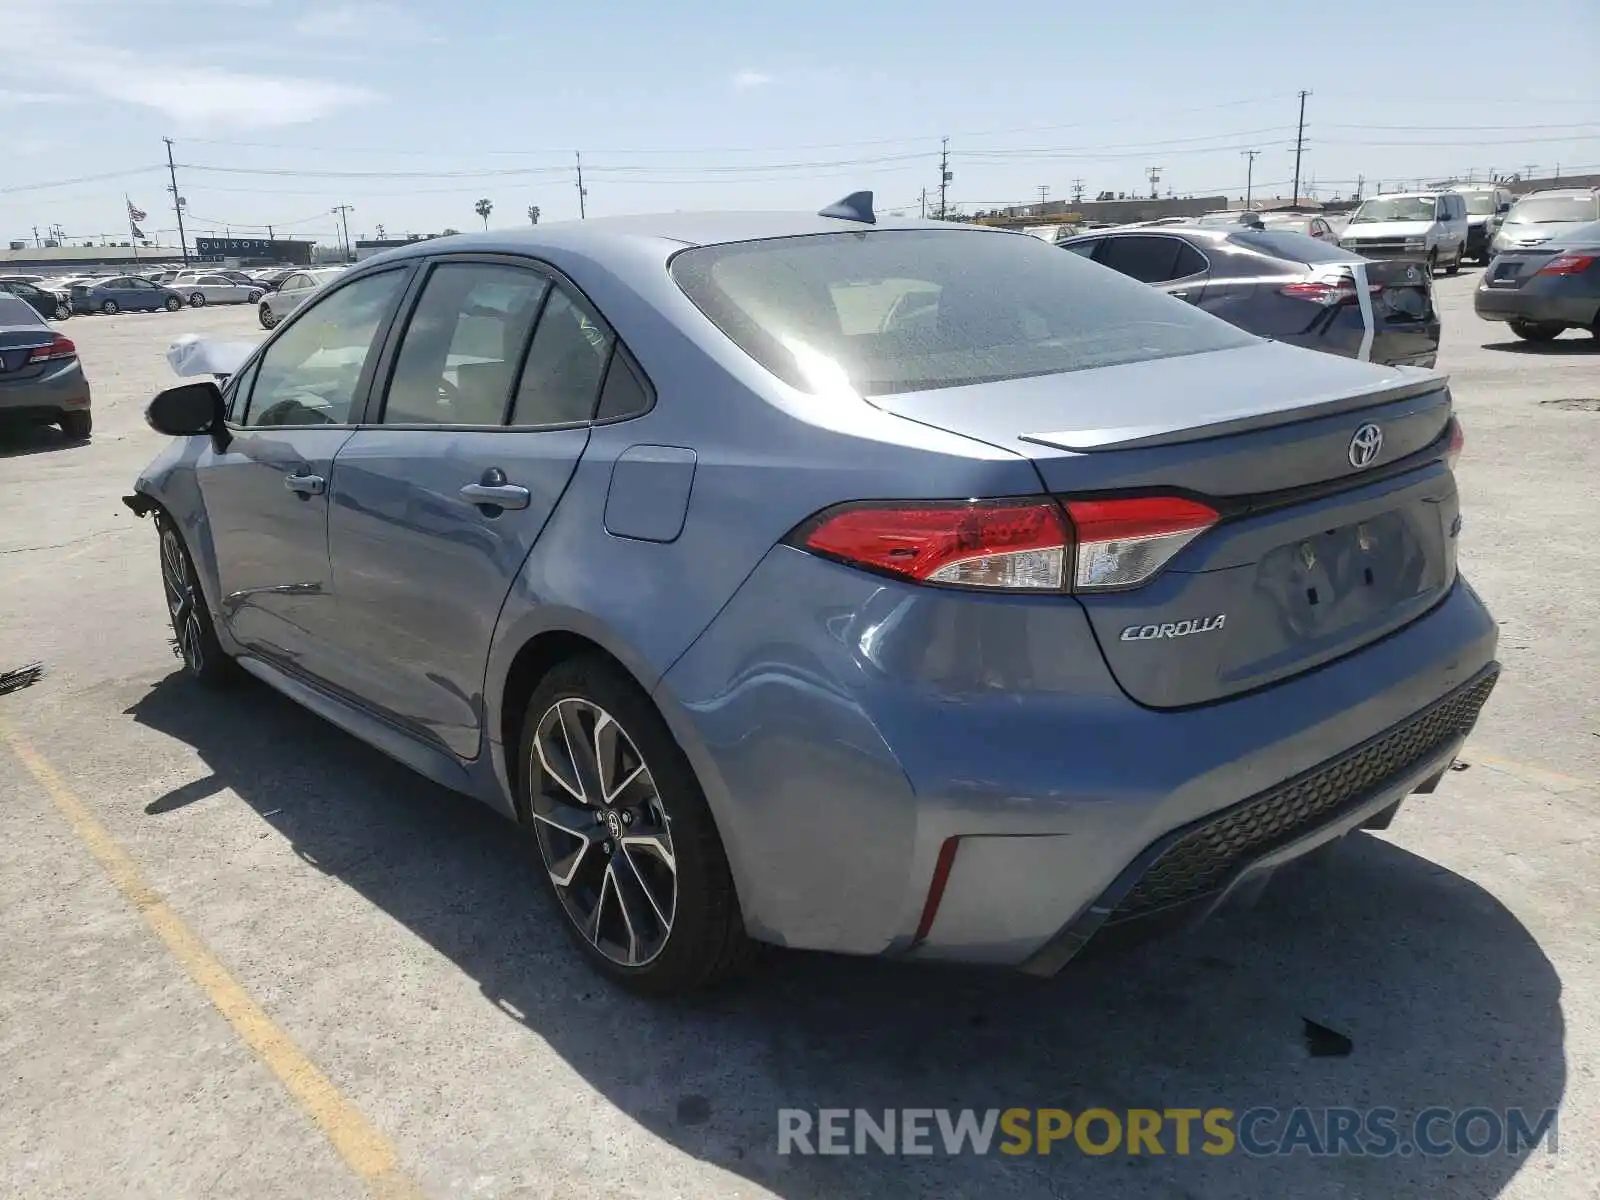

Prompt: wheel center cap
[{"left": 604, "top": 810, "right": 624, "bottom": 841}]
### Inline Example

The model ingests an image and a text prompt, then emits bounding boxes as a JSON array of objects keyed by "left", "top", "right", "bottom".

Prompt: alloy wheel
[
  {"left": 529, "top": 697, "right": 677, "bottom": 967},
  {"left": 159, "top": 526, "right": 206, "bottom": 676}
]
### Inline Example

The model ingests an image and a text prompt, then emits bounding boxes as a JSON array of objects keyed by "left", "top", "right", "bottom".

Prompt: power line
[{"left": 0, "top": 166, "right": 163, "bottom": 196}]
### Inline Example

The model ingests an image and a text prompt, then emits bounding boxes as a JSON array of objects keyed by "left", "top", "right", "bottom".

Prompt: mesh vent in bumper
[{"left": 1105, "top": 669, "right": 1499, "bottom": 925}]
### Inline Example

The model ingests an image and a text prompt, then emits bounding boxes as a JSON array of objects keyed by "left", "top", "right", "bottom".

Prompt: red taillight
[
  {"left": 1535, "top": 253, "right": 1596, "bottom": 276},
  {"left": 1446, "top": 418, "right": 1465, "bottom": 471},
  {"left": 1063, "top": 496, "right": 1219, "bottom": 590},
  {"left": 1279, "top": 280, "right": 1354, "bottom": 306},
  {"left": 27, "top": 334, "right": 76, "bottom": 363},
  {"left": 794, "top": 494, "right": 1217, "bottom": 592},
  {"left": 1279, "top": 277, "right": 1382, "bottom": 307},
  {"left": 798, "top": 499, "right": 1069, "bottom": 590}
]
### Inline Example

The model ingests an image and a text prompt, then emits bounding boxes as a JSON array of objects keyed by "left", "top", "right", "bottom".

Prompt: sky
[{"left": 3, "top": 0, "right": 1598, "bottom": 249}]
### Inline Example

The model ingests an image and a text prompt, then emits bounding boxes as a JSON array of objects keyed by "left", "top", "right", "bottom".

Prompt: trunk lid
[
  {"left": 1483, "top": 248, "right": 1560, "bottom": 289},
  {"left": 872, "top": 341, "right": 1458, "bottom": 707},
  {"left": 1361, "top": 258, "right": 1435, "bottom": 322},
  {"left": 0, "top": 327, "right": 57, "bottom": 383}
]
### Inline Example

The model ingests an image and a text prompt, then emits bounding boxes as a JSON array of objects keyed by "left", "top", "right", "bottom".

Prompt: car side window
[
  {"left": 1062, "top": 239, "right": 1100, "bottom": 258},
  {"left": 224, "top": 357, "right": 261, "bottom": 425},
  {"left": 241, "top": 269, "right": 407, "bottom": 428},
  {"left": 1094, "top": 236, "right": 1183, "bottom": 283},
  {"left": 1172, "top": 242, "right": 1209, "bottom": 278},
  {"left": 381, "top": 262, "right": 550, "bottom": 426},
  {"left": 508, "top": 283, "right": 614, "bottom": 426},
  {"left": 595, "top": 345, "right": 653, "bottom": 422}
]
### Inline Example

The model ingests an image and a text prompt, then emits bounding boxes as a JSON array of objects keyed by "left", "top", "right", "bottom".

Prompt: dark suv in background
[
  {"left": 1060, "top": 225, "right": 1439, "bottom": 368},
  {"left": 1450, "top": 186, "right": 1514, "bottom": 264}
]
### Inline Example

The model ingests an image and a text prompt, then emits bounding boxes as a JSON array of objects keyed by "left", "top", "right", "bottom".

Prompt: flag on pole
[{"left": 127, "top": 199, "right": 148, "bottom": 223}]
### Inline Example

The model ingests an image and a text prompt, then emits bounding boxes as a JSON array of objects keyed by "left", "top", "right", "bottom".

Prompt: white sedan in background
[
  {"left": 171, "top": 273, "right": 265, "bottom": 307},
  {"left": 258, "top": 266, "right": 346, "bottom": 328}
]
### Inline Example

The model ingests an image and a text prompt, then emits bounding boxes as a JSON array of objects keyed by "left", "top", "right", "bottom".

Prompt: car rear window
[
  {"left": 670, "top": 229, "right": 1251, "bottom": 397},
  {"left": 0, "top": 294, "right": 45, "bottom": 326},
  {"left": 1507, "top": 196, "right": 1600, "bottom": 224},
  {"left": 1228, "top": 229, "right": 1360, "bottom": 264}
]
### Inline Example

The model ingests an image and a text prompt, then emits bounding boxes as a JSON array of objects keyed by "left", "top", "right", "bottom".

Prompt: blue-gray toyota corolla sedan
[{"left": 125, "top": 196, "right": 1498, "bottom": 995}]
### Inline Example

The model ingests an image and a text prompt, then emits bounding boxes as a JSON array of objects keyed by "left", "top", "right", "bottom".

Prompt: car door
[
  {"left": 192, "top": 266, "right": 411, "bottom": 675},
  {"left": 325, "top": 257, "right": 626, "bottom": 758},
  {"left": 1094, "top": 234, "right": 1209, "bottom": 303},
  {"left": 131, "top": 278, "right": 167, "bottom": 310}
]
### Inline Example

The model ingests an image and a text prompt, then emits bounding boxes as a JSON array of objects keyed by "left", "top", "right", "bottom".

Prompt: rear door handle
[
  {"left": 460, "top": 468, "right": 530, "bottom": 512},
  {"left": 285, "top": 471, "right": 325, "bottom": 496}
]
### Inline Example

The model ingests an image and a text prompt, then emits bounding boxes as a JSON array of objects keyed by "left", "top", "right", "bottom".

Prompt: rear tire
[
  {"left": 53, "top": 303, "right": 70, "bottom": 320},
  {"left": 164, "top": 296, "right": 182, "bottom": 312},
  {"left": 57, "top": 411, "right": 91, "bottom": 440},
  {"left": 1425, "top": 249, "right": 1439, "bottom": 277},
  {"left": 247, "top": 289, "right": 264, "bottom": 303},
  {"left": 155, "top": 514, "right": 238, "bottom": 688},
  {"left": 189, "top": 292, "right": 206, "bottom": 307},
  {"left": 517, "top": 655, "right": 756, "bottom": 995},
  {"left": 100, "top": 299, "right": 118, "bottom": 315},
  {"left": 1510, "top": 320, "right": 1564, "bottom": 343}
]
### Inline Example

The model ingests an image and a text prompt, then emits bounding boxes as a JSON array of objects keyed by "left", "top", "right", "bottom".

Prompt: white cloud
[
  {"left": 295, "top": 2, "right": 434, "bottom": 41},
  {"left": 0, "top": 89, "right": 79, "bottom": 104},
  {"left": 120, "top": 70, "right": 379, "bottom": 130},
  {"left": 0, "top": 0, "right": 380, "bottom": 129},
  {"left": 732, "top": 70, "right": 774, "bottom": 90}
]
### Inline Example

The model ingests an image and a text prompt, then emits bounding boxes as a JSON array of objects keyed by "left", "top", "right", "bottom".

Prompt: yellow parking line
[{"left": 1, "top": 721, "right": 424, "bottom": 1200}]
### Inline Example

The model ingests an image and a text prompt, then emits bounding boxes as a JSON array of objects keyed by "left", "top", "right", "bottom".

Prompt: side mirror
[{"left": 146, "top": 381, "right": 228, "bottom": 446}]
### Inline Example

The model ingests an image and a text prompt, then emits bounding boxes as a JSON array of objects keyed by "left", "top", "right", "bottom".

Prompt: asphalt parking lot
[{"left": 1, "top": 279, "right": 1597, "bottom": 1200}]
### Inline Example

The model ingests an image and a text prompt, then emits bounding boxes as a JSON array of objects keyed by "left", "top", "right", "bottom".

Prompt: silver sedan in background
[{"left": 257, "top": 267, "right": 347, "bottom": 329}]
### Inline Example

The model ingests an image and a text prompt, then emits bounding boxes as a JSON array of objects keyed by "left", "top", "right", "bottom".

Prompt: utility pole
[
  {"left": 1035, "top": 184, "right": 1050, "bottom": 215},
  {"left": 938, "top": 137, "right": 951, "bottom": 221},
  {"left": 1071, "top": 178, "right": 1085, "bottom": 205},
  {"left": 1355, "top": 174, "right": 1364, "bottom": 201},
  {"left": 1146, "top": 166, "right": 1162, "bottom": 200},
  {"left": 1523, "top": 163, "right": 1537, "bottom": 183},
  {"left": 919, "top": 188, "right": 926, "bottom": 219},
  {"left": 31, "top": 226, "right": 39, "bottom": 248},
  {"left": 164, "top": 136, "right": 189, "bottom": 266},
  {"left": 1241, "top": 149, "right": 1259, "bottom": 210},
  {"left": 332, "top": 204, "right": 354, "bottom": 261},
  {"left": 575, "top": 152, "right": 587, "bottom": 219},
  {"left": 266, "top": 224, "right": 275, "bottom": 246},
  {"left": 1290, "top": 89, "right": 1310, "bottom": 207}
]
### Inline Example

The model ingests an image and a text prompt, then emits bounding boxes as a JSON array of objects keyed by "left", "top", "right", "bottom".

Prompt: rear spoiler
[{"left": 166, "top": 334, "right": 255, "bottom": 381}]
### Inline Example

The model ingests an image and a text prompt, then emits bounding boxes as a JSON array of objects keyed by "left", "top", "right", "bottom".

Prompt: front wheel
[
  {"left": 1510, "top": 320, "right": 1564, "bottom": 343},
  {"left": 259, "top": 305, "right": 278, "bottom": 329},
  {"left": 189, "top": 292, "right": 206, "bottom": 308},
  {"left": 53, "top": 303, "right": 70, "bottom": 320},
  {"left": 156, "top": 515, "right": 238, "bottom": 687},
  {"left": 164, "top": 296, "right": 182, "bottom": 312},
  {"left": 518, "top": 656, "right": 755, "bottom": 995},
  {"left": 247, "top": 289, "right": 264, "bottom": 303},
  {"left": 100, "top": 299, "right": 118, "bottom": 315},
  {"left": 1425, "top": 249, "right": 1439, "bottom": 277}
]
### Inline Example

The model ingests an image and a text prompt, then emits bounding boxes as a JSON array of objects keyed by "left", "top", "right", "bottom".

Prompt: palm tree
[
  {"left": 527, "top": 205, "right": 541, "bottom": 225},
  {"left": 474, "top": 198, "right": 493, "bottom": 229}
]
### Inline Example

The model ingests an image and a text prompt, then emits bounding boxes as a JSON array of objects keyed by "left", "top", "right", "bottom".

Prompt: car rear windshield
[
  {"left": 670, "top": 229, "right": 1252, "bottom": 397},
  {"left": 1228, "top": 229, "right": 1359, "bottom": 264},
  {"left": 1507, "top": 196, "right": 1600, "bottom": 224},
  {"left": 1350, "top": 197, "right": 1439, "bottom": 223},
  {"left": 0, "top": 294, "right": 45, "bottom": 327}
]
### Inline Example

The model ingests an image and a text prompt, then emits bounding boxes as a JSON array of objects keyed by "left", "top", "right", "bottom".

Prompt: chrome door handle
[
  {"left": 285, "top": 471, "right": 325, "bottom": 496},
  {"left": 459, "top": 471, "right": 530, "bottom": 511}
]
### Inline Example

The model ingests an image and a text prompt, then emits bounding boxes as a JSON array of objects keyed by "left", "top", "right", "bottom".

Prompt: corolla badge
[
  {"left": 1348, "top": 423, "right": 1384, "bottom": 469},
  {"left": 1120, "top": 614, "right": 1227, "bottom": 642}
]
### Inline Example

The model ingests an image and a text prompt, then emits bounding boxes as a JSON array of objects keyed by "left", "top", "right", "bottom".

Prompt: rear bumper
[
  {"left": 0, "top": 363, "right": 92, "bottom": 420},
  {"left": 1020, "top": 665, "right": 1496, "bottom": 975},
  {"left": 1474, "top": 287, "right": 1599, "bottom": 328},
  {"left": 659, "top": 546, "right": 1500, "bottom": 966}
]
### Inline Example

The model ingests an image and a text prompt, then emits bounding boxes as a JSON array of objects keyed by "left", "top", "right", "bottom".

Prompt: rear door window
[
  {"left": 1094, "top": 235, "right": 1185, "bottom": 283},
  {"left": 507, "top": 284, "right": 614, "bottom": 426},
  {"left": 381, "top": 262, "right": 549, "bottom": 426},
  {"left": 1172, "top": 242, "right": 1209, "bottom": 278}
]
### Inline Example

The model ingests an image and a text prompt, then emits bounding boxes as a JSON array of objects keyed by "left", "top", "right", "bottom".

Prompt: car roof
[
  {"left": 365, "top": 210, "right": 966, "bottom": 269},
  {"left": 1359, "top": 191, "right": 1443, "bottom": 200},
  {"left": 1523, "top": 187, "right": 1599, "bottom": 197}
]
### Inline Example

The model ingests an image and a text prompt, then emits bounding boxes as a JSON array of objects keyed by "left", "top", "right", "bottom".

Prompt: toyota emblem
[{"left": 1348, "top": 423, "right": 1383, "bottom": 469}]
